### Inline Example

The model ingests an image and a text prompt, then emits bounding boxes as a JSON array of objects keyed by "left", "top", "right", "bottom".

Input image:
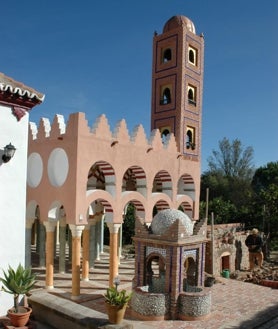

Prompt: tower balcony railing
[
  {"left": 186, "top": 141, "right": 196, "bottom": 150},
  {"left": 160, "top": 99, "right": 171, "bottom": 105},
  {"left": 188, "top": 99, "right": 196, "bottom": 106}
]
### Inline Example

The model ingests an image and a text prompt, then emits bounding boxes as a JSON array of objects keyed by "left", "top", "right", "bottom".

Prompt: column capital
[
  {"left": 44, "top": 221, "right": 56, "bottom": 232},
  {"left": 106, "top": 222, "right": 121, "bottom": 234},
  {"left": 69, "top": 224, "right": 85, "bottom": 237}
]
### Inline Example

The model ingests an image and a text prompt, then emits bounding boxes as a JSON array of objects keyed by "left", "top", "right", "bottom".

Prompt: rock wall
[{"left": 205, "top": 224, "right": 249, "bottom": 275}]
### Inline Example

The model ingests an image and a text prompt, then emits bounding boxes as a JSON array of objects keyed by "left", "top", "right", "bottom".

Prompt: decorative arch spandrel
[
  {"left": 87, "top": 161, "right": 116, "bottom": 195},
  {"left": 122, "top": 165, "right": 147, "bottom": 197},
  {"left": 177, "top": 173, "right": 196, "bottom": 201},
  {"left": 86, "top": 189, "right": 115, "bottom": 220},
  {"left": 152, "top": 170, "right": 173, "bottom": 197},
  {"left": 150, "top": 194, "right": 173, "bottom": 216}
]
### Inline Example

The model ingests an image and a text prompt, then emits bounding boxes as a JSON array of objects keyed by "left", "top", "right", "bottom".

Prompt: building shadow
[{"left": 225, "top": 303, "right": 278, "bottom": 329}]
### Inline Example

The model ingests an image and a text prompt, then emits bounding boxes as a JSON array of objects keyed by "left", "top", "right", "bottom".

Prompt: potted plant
[
  {"left": 104, "top": 276, "right": 132, "bottom": 324},
  {"left": 0, "top": 263, "right": 36, "bottom": 327}
]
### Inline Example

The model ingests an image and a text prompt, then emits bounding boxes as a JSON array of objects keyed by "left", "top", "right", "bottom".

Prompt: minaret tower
[{"left": 151, "top": 15, "right": 204, "bottom": 159}]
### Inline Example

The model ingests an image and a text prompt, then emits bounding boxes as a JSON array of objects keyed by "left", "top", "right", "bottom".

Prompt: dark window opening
[
  {"left": 189, "top": 49, "right": 195, "bottom": 64},
  {"left": 146, "top": 256, "right": 166, "bottom": 293},
  {"left": 163, "top": 48, "right": 172, "bottom": 62},
  {"left": 186, "top": 130, "right": 195, "bottom": 150},
  {"left": 188, "top": 88, "right": 196, "bottom": 106},
  {"left": 161, "top": 129, "right": 170, "bottom": 144},
  {"left": 160, "top": 88, "right": 171, "bottom": 105},
  {"left": 183, "top": 257, "right": 198, "bottom": 291}
]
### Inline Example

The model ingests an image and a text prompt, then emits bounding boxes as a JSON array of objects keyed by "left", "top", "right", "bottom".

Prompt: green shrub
[
  {"left": 104, "top": 286, "right": 132, "bottom": 307},
  {"left": 0, "top": 264, "right": 36, "bottom": 312}
]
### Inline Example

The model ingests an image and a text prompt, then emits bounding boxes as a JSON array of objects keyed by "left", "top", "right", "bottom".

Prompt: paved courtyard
[{"left": 28, "top": 250, "right": 278, "bottom": 329}]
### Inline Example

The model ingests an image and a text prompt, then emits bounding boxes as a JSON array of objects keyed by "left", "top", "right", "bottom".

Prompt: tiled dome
[
  {"left": 163, "top": 15, "right": 196, "bottom": 34},
  {"left": 151, "top": 209, "right": 193, "bottom": 235}
]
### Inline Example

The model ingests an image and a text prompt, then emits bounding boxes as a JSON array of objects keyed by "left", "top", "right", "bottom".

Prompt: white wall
[{"left": 0, "top": 104, "right": 29, "bottom": 315}]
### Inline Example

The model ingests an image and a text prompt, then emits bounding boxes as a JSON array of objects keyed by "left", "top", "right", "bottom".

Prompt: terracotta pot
[
  {"left": 105, "top": 303, "right": 127, "bottom": 324},
  {"left": 8, "top": 306, "right": 32, "bottom": 327}
]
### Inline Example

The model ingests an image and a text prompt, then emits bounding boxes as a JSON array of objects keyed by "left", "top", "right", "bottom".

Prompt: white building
[{"left": 0, "top": 72, "right": 44, "bottom": 315}]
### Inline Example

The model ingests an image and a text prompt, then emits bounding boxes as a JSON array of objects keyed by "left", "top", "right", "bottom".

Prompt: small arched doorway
[{"left": 146, "top": 254, "right": 166, "bottom": 292}]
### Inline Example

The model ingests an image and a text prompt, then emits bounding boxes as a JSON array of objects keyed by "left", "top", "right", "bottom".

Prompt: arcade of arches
[{"left": 26, "top": 112, "right": 201, "bottom": 298}]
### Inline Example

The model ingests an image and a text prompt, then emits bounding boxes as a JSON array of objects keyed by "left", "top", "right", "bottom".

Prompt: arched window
[
  {"left": 186, "top": 130, "right": 192, "bottom": 145},
  {"left": 161, "top": 128, "right": 170, "bottom": 144},
  {"left": 188, "top": 89, "right": 194, "bottom": 102},
  {"left": 188, "top": 85, "right": 196, "bottom": 106},
  {"left": 160, "top": 87, "right": 171, "bottom": 105},
  {"left": 186, "top": 128, "right": 195, "bottom": 150},
  {"left": 188, "top": 46, "right": 197, "bottom": 66},
  {"left": 163, "top": 48, "right": 172, "bottom": 62},
  {"left": 189, "top": 49, "right": 195, "bottom": 64}
]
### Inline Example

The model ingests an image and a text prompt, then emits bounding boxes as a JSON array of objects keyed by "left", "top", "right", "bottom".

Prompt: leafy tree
[
  {"left": 199, "top": 197, "right": 237, "bottom": 224},
  {"left": 261, "top": 184, "right": 278, "bottom": 250},
  {"left": 200, "top": 172, "right": 253, "bottom": 211},
  {"left": 252, "top": 161, "right": 278, "bottom": 193},
  {"left": 122, "top": 203, "right": 135, "bottom": 245},
  {"left": 207, "top": 137, "right": 255, "bottom": 179},
  {"left": 201, "top": 138, "right": 255, "bottom": 224},
  {"left": 200, "top": 172, "right": 229, "bottom": 201},
  {"left": 103, "top": 203, "right": 136, "bottom": 246},
  {"left": 251, "top": 162, "right": 278, "bottom": 246},
  {"left": 260, "top": 184, "right": 278, "bottom": 220}
]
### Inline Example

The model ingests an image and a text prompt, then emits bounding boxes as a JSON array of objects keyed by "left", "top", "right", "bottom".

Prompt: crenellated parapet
[
  {"left": 91, "top": 114, "right": 112, "bottom": 140},
  {"left": 29, "top": 112, "right": 179, "bottom": 154},
  {"left": 130, "top": 124, "right": 148, "bottom": 147}
]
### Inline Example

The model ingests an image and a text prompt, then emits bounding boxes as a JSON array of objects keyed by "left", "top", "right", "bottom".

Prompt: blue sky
[{"left": 1, "top": 0, "right": 277, "bottom": 172}]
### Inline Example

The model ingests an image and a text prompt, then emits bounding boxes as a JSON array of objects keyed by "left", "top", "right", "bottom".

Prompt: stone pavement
[
  {"left": 3, "top": 251, "right": 276, "bottom": 329},
  {"left": 28, "top": 251, "right": 278, "bottom": 329}
]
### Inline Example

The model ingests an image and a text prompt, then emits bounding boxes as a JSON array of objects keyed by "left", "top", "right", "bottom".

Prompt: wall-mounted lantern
[{"left": 2, "top": 143, "right": 16, "bottom": 163}]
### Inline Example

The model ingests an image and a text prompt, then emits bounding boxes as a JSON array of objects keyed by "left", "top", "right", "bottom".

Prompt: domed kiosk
[{"left": 131, "top": 209, "right": 211, "bottom": 320}]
